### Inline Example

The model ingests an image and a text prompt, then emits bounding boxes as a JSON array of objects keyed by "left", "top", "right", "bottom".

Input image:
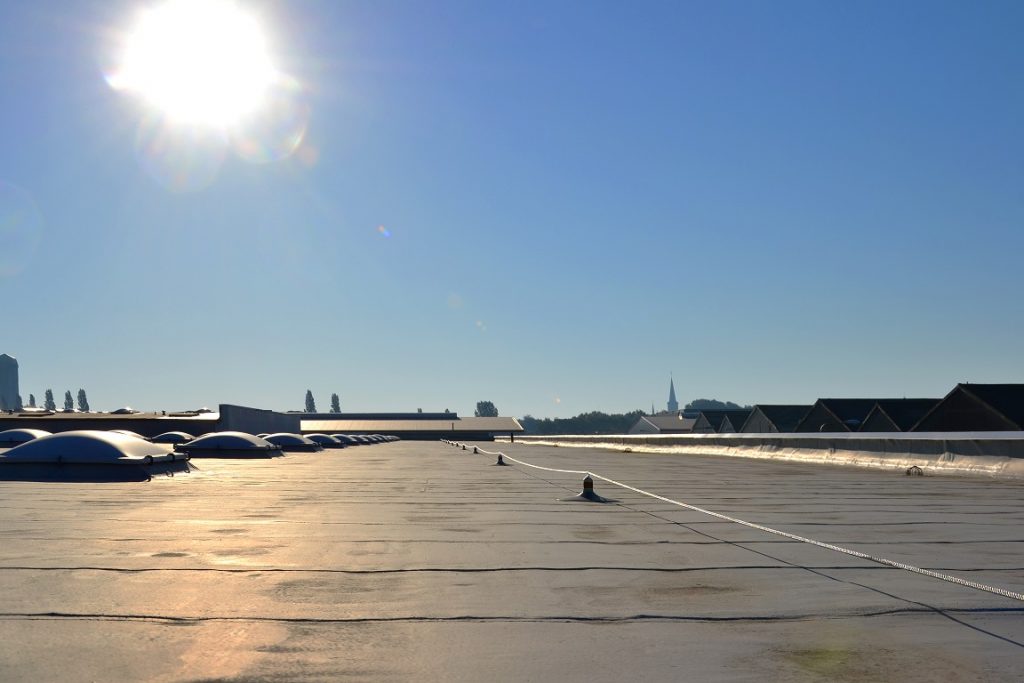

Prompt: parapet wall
[
  {"left": 218, "top": 404, "right": 300, "bottom": 435},
  {"left": 504, "top": 432, "right": 1024, "bottom": 478}
]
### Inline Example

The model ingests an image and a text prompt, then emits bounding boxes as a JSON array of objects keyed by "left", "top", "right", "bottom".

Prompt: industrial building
[
  {"left": 860, "top": 399, "right": 941, "bottom": 432},
  {"left": 0, "top": 354, "right": 18, "bottom": 411},
  {"left": 794, "top": 398, "right": 887, "bottom": 432},
  {"left": 0, "top": 405, "right": 522, "bottom": 441},
  {"left": 628, "top": 414, "right": 696, "bottom": 434},
  {"left": 913, "top": 384, "right": 1024, "bottom": 431},
  {"left": 740, "top": 405, "right": 812, "bottom": 433}
]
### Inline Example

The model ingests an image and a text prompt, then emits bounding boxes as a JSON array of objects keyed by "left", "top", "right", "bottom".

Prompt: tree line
[
  {"left": 304, "top": 390, "right": 342, "bottom": 413},
  {"left": 684, "top": 398, "right": 750, "bottom": 411},
  {"left": 519, "top": 410, "right": 646, "bottom": 435},
  {"left": 517, "top": 398, "right": 748, "bottom": 435},
  {"left": 3, "top": 388, "right": 90, "bottom": 412},
  {"left": 298, "top": 396, "right": 503, "bottom": 417}
]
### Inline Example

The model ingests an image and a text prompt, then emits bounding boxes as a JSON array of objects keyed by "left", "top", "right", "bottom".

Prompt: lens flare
[
  {"left": 296, "top": 142, "right": 320, "bottom": 167},
  {"left": 134, "top": 115, "right": 228, "bottom": 193},
  {"left": 0, "top": 182, "right": 43, "bottom": 278},
  {"left": 377, "top": 225, "right": 391, "bottom": 238},
  {"left": 231, "top": 74, "right": 310, "bottom": 164}
]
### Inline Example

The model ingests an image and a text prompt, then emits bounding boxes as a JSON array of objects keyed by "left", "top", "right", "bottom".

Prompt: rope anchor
[
  {"left": 494, "top": 453, "right": 507, "bottom": 466},
  {"left": 561, "top": 474, "right": 616, "bottom": 503},
  {"left": 494, "top": 451, "right": 1024, "bottom": 602}
]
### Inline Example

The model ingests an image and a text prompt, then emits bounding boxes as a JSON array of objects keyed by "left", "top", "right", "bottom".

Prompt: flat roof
[
  {"left": 0, "top": 441, "right": 1021, "bottom": 679},
  {"left": 0, "top": 411, "right": 219, "bottom": 420},
  {"left": 302, "top": 416, "right": 524, "bottom": 432}
]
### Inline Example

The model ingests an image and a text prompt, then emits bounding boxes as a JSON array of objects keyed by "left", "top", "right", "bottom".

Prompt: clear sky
[{"left": 1, "top": 0, "right": 1022, "bottom": 418}]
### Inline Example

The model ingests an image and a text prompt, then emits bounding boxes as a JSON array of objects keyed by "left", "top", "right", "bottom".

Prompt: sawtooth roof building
[
  {"left": 628, "top": 414, "right": 697, "bottom": 434},
  {"left": 860, "top": 399, "right": 942, "bottom": 432},
  {"left": 794, "top": 398, "right": 885, "bottom": 432},
  {"left": 913, "top": 384, "right": 1024, "bottom": 431},
  {"left": 692, "top": 410, "right": 754, "bottom": 433},
  {"left": 741, "top": 405, "right": 813, "bottom": 433}
]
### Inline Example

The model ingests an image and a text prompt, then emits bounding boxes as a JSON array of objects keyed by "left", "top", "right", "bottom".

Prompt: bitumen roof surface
[
  {"left": 0, "top": 440, "right": 1022, "bottom": 681},
  {"left": 301, "top": 416, "right": 523, "bottom": 433}
]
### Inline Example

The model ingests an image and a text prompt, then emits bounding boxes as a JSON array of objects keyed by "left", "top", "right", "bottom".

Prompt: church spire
[{"left": 667, "top": 376, "right": 678, "bottom": 413}]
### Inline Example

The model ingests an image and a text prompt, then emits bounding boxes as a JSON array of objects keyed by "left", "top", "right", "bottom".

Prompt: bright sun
[{"left": 109, "top": 0, "right": 276, "bottom": 127}]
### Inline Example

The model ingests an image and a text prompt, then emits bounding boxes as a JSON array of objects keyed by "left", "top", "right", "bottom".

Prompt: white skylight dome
[
  {"left": 152, "top": 431, "right": 195, "bottom": 444},
  {"left": 1, "top": 430, "right": 173, "bottom": 463},
  {"left": 263, "top": 433, "right": 323, "bottom": 452},
  {"left": 305, "top": 433, "right": 346, "bottom": 449},
  {"left": 110, "top": 429, "right": 150, "bottom": 441},
  {"left": 177, "top": 431, "right": 282, "bottom": 457},
  {"left": 0, "top": 430, "right": 191, "bottom": 481},
  {"left": 111, "top": 407, "right": 139, "bottom": 415},
  {"left": 0, "top": 429, "right": 51, "bottom": 447}
]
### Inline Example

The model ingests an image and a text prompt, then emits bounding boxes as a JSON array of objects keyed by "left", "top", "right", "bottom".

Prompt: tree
[
  {"left": 15, "top": 395, "right": 23, "bottom": 411},
  {"left": 43, "top": 389, "right": 56, "bottom": 411},
  {"left": 519, "top": 410, "right": 645, "bottom": 435},
  {"left": 330, "top": 393, "right": 341, "bottom": 413},
  {"left": 304, "top": 389, "right": 316, "bottom": 413},
  {"left": 64, "top": 391, "right": 74, "bottom": 411},
  {"left": 475, "top": 401, "right": 498, "bottom": 417},
  {"left": 28, "top": 394, "right": 36, "bottom": 408},
  {"left": 684, "top": 398, "right": 749, "bottom": 411},
  {"left": 77, "top": 388, "right": 90, "bottom": 412}
]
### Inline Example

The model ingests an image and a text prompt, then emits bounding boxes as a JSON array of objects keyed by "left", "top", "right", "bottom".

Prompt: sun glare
[{"left": 109, "top": 0, "right": 276, "bottom": 127}]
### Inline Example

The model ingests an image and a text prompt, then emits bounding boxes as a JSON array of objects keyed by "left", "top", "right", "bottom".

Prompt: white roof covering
[
  {"left": 0, "top": 431, "right": 173, "bottom": 463},
  {"left": 0, "top": 429, "right": 51, "bottom": 446}
]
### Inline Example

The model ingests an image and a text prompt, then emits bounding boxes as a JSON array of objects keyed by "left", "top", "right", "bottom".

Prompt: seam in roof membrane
[{"left": 450, "top": 441, "right": 1024, "bottom": 604}]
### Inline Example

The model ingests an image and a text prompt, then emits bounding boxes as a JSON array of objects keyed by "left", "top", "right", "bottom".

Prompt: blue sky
[{"left": 1, "top": 0, "right": 1022, "bottom": 417}]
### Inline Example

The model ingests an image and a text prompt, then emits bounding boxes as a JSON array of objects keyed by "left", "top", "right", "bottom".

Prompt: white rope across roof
[{"left": 445, "top": 440, "right": 1024, "bottom": 604}]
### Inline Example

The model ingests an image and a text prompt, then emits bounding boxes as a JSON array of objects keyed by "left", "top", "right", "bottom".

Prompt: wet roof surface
[{"left": 0, "top": 441, "right": 1022, "bottom": 680}]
